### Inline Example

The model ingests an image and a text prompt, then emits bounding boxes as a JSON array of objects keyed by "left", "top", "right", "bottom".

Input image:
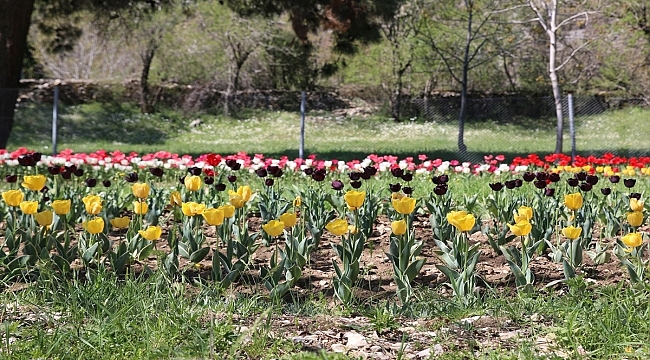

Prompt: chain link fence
[{"left": 3, "top": 84, "right": 650, "bottom": 159}]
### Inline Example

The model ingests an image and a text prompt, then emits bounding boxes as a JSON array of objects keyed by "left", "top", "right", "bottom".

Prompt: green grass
[
  {"left": 9, "top": 102, "right": 650, "bottom": 162},
  {"left": 3, "top": 270, "right": 650, "bottom": 359}
]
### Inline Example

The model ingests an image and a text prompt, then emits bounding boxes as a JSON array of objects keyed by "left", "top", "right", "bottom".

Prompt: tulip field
[{"left": 2, "top": 147, "right": 650, "bottom": 359}]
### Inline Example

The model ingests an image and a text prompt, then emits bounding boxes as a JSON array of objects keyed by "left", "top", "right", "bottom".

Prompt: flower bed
[{"left": 0, "top": 149, "right": 649, "bottom": 306}]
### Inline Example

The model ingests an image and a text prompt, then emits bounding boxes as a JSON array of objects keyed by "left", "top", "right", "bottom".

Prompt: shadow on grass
[{"left": 10, "top": 102, "right": 176, "bottom": 147}]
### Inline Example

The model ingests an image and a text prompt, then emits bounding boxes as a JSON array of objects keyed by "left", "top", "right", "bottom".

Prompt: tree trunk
[
  {"left": 391, "top": 82, "right": 402, "bottom": 121},
  {"left": 0, "top": 0, "right": 36, "bottom": 149},
  {"left": 548, "top": 20, "right": 563, "bottom": 153},
  {"left": 458, "top": 1, "right": 472, "bottom": 154},
  {"left": 140, "top": 46, "right": 155, "bottom": 114}
]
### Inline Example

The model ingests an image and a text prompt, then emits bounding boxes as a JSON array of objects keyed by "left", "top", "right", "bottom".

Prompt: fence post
[
  {"left": 568, "top": 93, "right": 575, "bottom": 163},
  {"left": 52, "top": 86, "right": 59, "bottom": 155},
  {"left": 299, "top": 91, "right": 306, "bottom": 159}
]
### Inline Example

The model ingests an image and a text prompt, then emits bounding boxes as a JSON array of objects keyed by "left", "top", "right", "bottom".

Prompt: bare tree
[
  {"left": 522, "top": 0, "right": 600, "bottom": 153},
  {"left": 418, "top": 0, "right": 508, "bottom": 153}
]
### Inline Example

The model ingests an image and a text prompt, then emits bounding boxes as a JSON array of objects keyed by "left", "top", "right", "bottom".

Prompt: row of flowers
[
  {"left": 3, "top": 148, "right": 650, "bottom": 177},
  {"left": 1, "top": 160, "right": 648, "bottom": 305}
]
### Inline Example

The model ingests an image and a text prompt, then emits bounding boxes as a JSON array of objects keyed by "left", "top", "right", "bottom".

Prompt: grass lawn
[{"left": 9, "top": 102, "right": 650, "bottom": 161}]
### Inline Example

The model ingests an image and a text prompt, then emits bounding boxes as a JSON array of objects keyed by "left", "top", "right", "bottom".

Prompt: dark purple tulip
[
  {"left": 150, "top": 167, "right": 164, "bottom": 177},
  {"left": 489, "top": 182, "right": 504, "bottom": 191},
  {"left": 505, "top": 180, "right": 517, "bottom": 189},
  {"left": 514, "top": 179, "right": 523, "bottom": 188},
  {"left": 179, "top": 176, "right": 186, "bottom": 185},
  {"left": 85, "top": 178, "right": 97, "bottom": 188},
  {"left": 65, "top": 164, "right": 77, "bottom": 173},
  {"left": 265, "top": 178, "right": 274, "bottom": 187},
  {"left": 438, "top": 175, "right": 449, "bottom": 184},
  {"left": 548, "top": 173, "right": 561, "bottom": 182},
  {"left": 125, "top": 172, "right": 138, "bottom": 183},
  {"left": 364, "top": 167, "right": 377, "bottom": 176},
  {"left": 32, "top": 152, "right": 42, "bottom": 162},
  {"left": 624, "top": 179, "right": 636, "bottom": 188},
  {"left": 349, "top": 172, "right": 361, "bottom": 181},
  {"left": 360, "top": 171, "right": 372, "bottom": 180},
  {"left": 225, "top": 159, "right": 241, "bottom": 170},
  {"left": 609, "top": 175, "right": 620, "bottom": 184},
  {"left": 350, "top": 180, "right": 362, "bottom": 189},
  {"left": 5, "top": 174, "right": 17, "bottom": 183},
  {"left": 227, "top": 175, "right": 237, "bottom": 183},
  {"left": 47, "top": 166, "right": 61, "bottom": 175},
  {"left": 18, "top": 155, "right": 32, "bottom": 167},
  {"left": 204, "top": 176, "right": 214, "bottom": 185},
  {"left": 73, "top": 168, "right": 84, "bottom": 177},
  {"left": 40, "top": 186, "right": 49, "bottom": 194},
  {"left": 389, "top": 183, "right": 402, "bottom": 192},
  {"left": 256, "top": 168, "right": 268, "bottom": 178},
  {"left": 315, "top": 168, "right": 326, "bottom": 176},
  {"left": 544, "top": 188, "right": 555, "bottom": 197},
  {"left": 535, "top": 172, "right": 547, "bottom": 181},
  {"left": 215, "top": 183, "right": 227, "bottom": 191},
  {"left": 534, "top": 180, "right": 547, "bottom": 189},
  {"left": 303, "top": 168, "right": 314, "bottom": 176},
  {"left": 403, "top": 186, "right": 413, "bottom": 195},
  {"left": 433, "top": 184, "right": 448, "bottom": 196},
  {"left": 61, "top": 170, "right": 72, "bottom": 180},
  {"left": 630, "top": 193, "right": 642, "bottom": 200},
  {"left": 188, "top": 167, "right": 202, "bottom": 176},
  {"left": 576, "top": 172, "right": 588, "bottom": 181},
  {"left": 391, "top": 168, "right": 404, "bottom": 178},
  {"left": 522, "top": 172, "right": 535, "bottom": 182},
  {"left": 272, "top": 169, "right": 283, "bottom": 178},
  {"left": 567, "top": 178, "right": 579, "bottom": 187},
  {"left": 267, "top": 165, "right": 279, "bottom": 176},
  {"left": 102, "top": 180, "right": 112, "bottom": 187},
  {"left": 401, "top": 173, "right": 413, "bottom": 182},
  {"left": 600, "top": 188, "right": 611, "bottom": 196},
  {"left": 579, "top": 182, "right": 592, "bottom": 192},
  {"left": 311, "top": 172, "right": 326, "bottom": 182},
  {"left": 585, "top": 175, "right": 598, "bottom": 185},
  {"left": 331, "top": 180, "right": 344, "bottom": 191}
]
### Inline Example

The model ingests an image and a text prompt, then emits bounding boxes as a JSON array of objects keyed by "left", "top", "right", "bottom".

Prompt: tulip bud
[
  {"left": 624, "top": 179, "right": 636, "bottom": 188},
  {"left": 534, "top": 180, "right": 547, "bottom": 189},
  {"left": 391, "top": 168, "right": 404, "bottom": 178},
  {"left": 349, "top": 172, "right": 361, "bottom": 181},
  {"left": 505, "top": 180, "right": 516, "bottom": 189},
  {"left": 609, "top": 175, "right": 620, "bottom": 184},
  {"left": 204, "top": 176, "right": 214, "bottom": 185},
  {"left": 256, "top": 168, "right": 268, "bottom": 177},
  {"left": 544, "top": 188, "right": 555, "bottom": 197},
  {"left": 47, "top": 166, "right": 61, "bottom": 175},
  {"left": 579, "top": 182, "right": 592, "bottom": 192},
  {"left": 73, "top": 168, "right": 84, "bottom": 177},
  {"left": 600, "top": 187, "right": 611, "bottom": 196},
  {"left": 85, "top": 178, "right": 97, "bottom": 188},
  {"left": 150, "top": 167, "right": 164, "bottom": 177},
  {"left": 522, "top": 172, "right": 535, "bottom": 182},
  {"left": 535, "top": 172, "right": 547, "bottom": 181},
  {"left": 586, "top": 175, "right": 598, "bottom": 185},
  {"left": 389, "top": 183, "right": 402, "bottom": 192},
  {"left": 265, "top": 178, "right": 274, "bottom": 187},
  {"left": 188, "top": 166, "right": 202, "bottom": 176},
  {"left": 102, "top": 180, "right": 112, "bottom": 187},
  {"left": 311, "top": 172, "right": 325, "bottom": 182},
  {"left": 548, "top": 173, "right": 561, "bottom": 182},
  {"left": 567, "top": 178, "right": 579, "bottom": 187},
  {"left": 125, "top": 172, "right": 138, "bottom": 183},
  {"left": 401, "top": 173, "right": 413, "bottom": 182},
  {"left": 331, "top": 180, "right": 344, "bottom": 191},
  {"left": 227, "top": 175, "right": 237, "bottom": 183},
  {"left": 303, "top": 168, "right": 313, "bottom": 176},
  {"left": 350, "top": 180, "right": 362, "bottom": 189},
  {"left": 576, "top": 172, "right": 587, "bottom": 181},
  {"left": 489, "top": 182, "right": 503, "bottom": 191},
  {"left": 5, "top": 174, "right": 17, "bottom": 183},
  {"left": 215, "top": 183, "right": 227, "bottom": 191},
  {"left": 403, "top": 186, "right": 413, "bottom": 195}
]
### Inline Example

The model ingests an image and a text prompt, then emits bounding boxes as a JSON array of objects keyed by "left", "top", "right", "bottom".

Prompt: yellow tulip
[
  {"left": 262, "top": 220, "right": 285, "bottom": 237},
  {"left": 21, "top": 175, "right": 47, "bottom": 191},
  {"left": 562, "top": 226, "right": 582, "bottom": 240},
  {"left": 133, "top": 201, "right": 148, "bottom": 215},
  {"left": 20, "top": 201, "right": 38, "bottom": 215},
  {"left": 514, "top": 206, "right": 533, "bottom": 223},
  {"left": 326, "top": 218, "right": 349, "bottom": 236},
  {"left": 202, "top": 208, "right": 225, "bottom": 226},
  {"left": 82, "top": 195, "right": 102, "bottom": 215},
  {"left": 564, "top": 192, "right": 583, "bottom": 211},
  {"left": 279, "top": 212, "right": 298, "bottom": 228},
  {"left": 34, "top": 210, "right": 53, "bottom": 227},
  {"left": 622, "top": 232, "right": 643, "bottom": 249},
  {"left": 52, "top": 199, "right": 71, "bottom": 215},
  {"left": 446, "top": 210, "right": 476, "bottom": 232},
  {"left": 219, "top": 204, "right": 235, "bottom": 218},
  {"left": 2, "top": 190, "right": 24, "bottom": 207},
  {"left": 85, "top": 217, "right": 105, "bottom": 234},
  {"left": 139, "top": 226, "right": 163, "bottom": 241},
  {"left": 344, "top": 190, "right": 366, "bottom": 210},
  {"left": 184, "top": 175, "right": 202, "bottom": 191},
  {"left": 348, "top": 225, "right": 359, "bottom": 234},
  {"left": 229, "top": 194, "right": 245, "bottom": 209},
  {"left": 508, "top": 220, "right": 532, "bottom": 237},
  {"left": 627, "top": 211, "right": 644, "bottom": 227},
  {"left": 293, "top": 196, "right": 302, "bottom": 207},
  {"left": 630, "top": 198, "right": 645, "bottom": 212},
  {"left": 391, "top": 192, "right": 405, "bottom": 201},
  {"left": 131, "top": 182, "right": 151, "bottom": 199},
  {"left": 110, "top": 216, "right": 131, "bottom": 229},
  {"left": 235, "top": 186, "right": 252, "bottom": 202},
  {"left": 182, "top": 202, "right": 206, "bottom": 217},
  {"left": 392, "top": 196, "right": 416, "bottom": 215},
  {"left": 391, "top": 219, "right": 407, "bottom": 235},
  {"left": 169, "top": 190, "right": 182, "bottom": 207}
]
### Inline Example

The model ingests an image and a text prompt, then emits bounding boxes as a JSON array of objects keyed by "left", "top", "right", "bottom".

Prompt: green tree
[{"left": 0, "top": 0, "right": 174, "bottom": 149}]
